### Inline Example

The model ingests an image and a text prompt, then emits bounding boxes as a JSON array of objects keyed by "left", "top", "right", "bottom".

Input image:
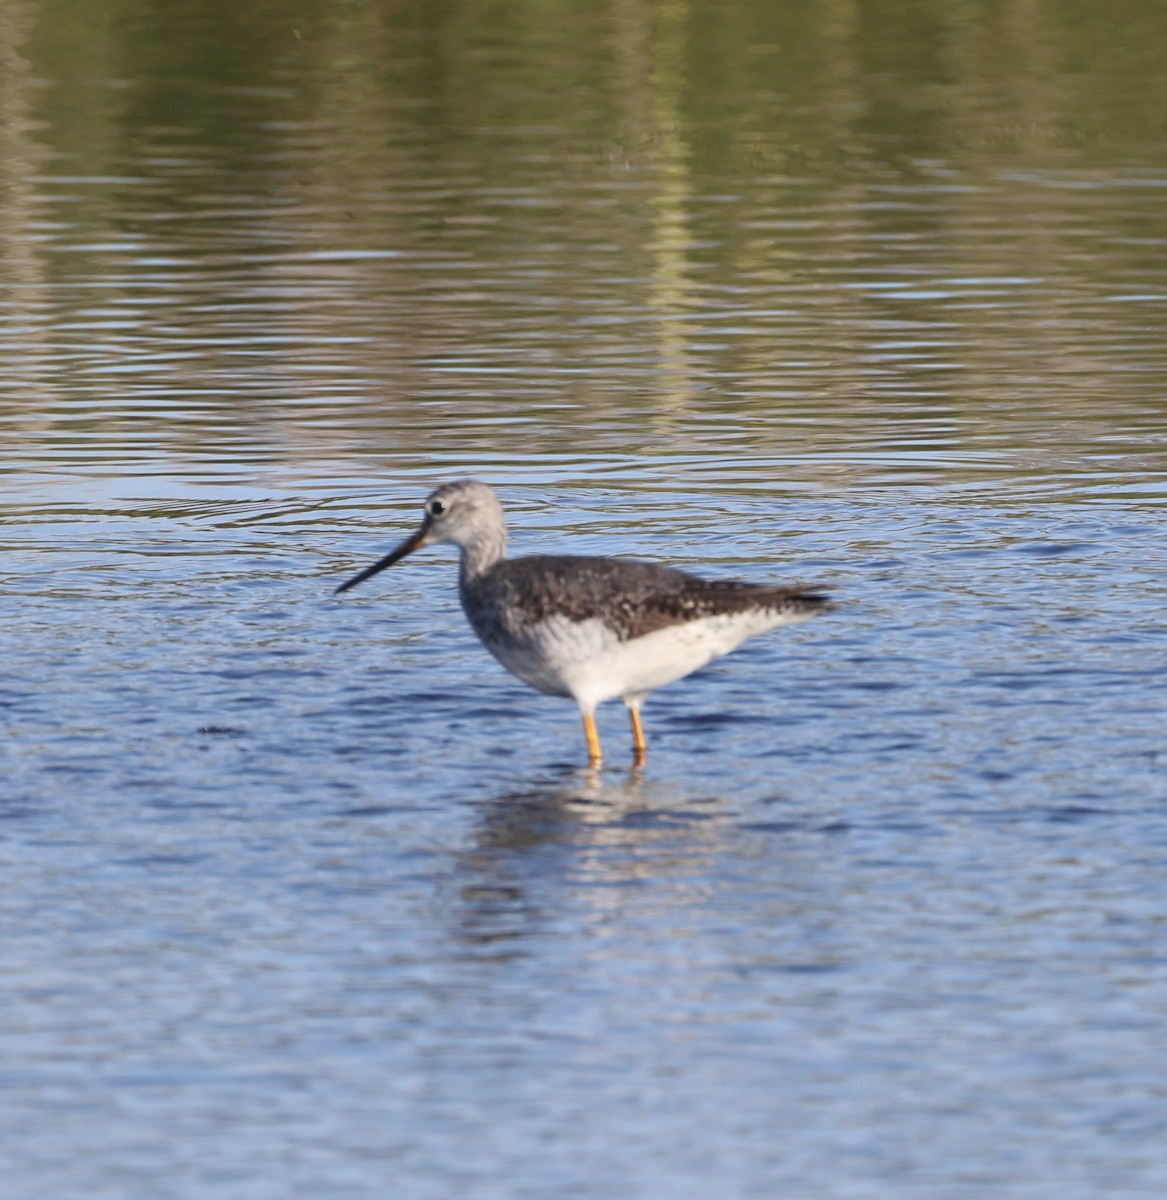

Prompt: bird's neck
[{"left": 459, "top": 531, "right": 507, "bottom": 581}]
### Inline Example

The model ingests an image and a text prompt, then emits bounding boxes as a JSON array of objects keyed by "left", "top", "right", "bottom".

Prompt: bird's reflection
[{"left": 448, "top": 766, "right": 732, "bottom": 954}]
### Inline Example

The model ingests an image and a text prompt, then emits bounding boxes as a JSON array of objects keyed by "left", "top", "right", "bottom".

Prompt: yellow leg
[
  {"left": 582, "top": 712, "right": 603, "bottom": 766},
  {"left": 629, "top": 707, "right": 647, "bottom": 767}
]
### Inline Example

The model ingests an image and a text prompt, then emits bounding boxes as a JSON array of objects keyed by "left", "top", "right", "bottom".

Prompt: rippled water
[{"left": 3, "top": 1, "right": 1167, "bottom": 1196}]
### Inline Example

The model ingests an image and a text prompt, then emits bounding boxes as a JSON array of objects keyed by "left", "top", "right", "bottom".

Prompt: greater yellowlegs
[{"left": 335, "top": 480, "right": 831, "bottom": 766}]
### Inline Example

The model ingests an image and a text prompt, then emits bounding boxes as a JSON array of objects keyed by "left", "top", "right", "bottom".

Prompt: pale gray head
[
  {"left": 335, "top": 479, "right": 508, "bottom": 594},
  {"left": 421, "top": 480, "right": 507, "bottom": 554}
]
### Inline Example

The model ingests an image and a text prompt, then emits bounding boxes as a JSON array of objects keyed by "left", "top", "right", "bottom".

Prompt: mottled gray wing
[{"left": 485, "top": 555, "right": 830, "bottom": 642}]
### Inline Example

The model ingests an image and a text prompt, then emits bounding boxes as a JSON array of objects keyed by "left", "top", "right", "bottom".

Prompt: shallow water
[{"left": 3, "top": 2, "right": 1167, "bottom": 1197}]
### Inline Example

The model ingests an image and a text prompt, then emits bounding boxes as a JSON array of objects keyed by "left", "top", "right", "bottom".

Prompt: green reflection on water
[{"left": 1, "top": 0, "right": 1166, "bottom": 493}]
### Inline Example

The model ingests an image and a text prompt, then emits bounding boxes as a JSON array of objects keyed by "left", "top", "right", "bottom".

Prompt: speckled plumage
[
  {"left": 462, "top": 555, "right": 827, "bottom": 643},
  {"left": 336, "top": 480, "right": 832, "bottom": 765}
]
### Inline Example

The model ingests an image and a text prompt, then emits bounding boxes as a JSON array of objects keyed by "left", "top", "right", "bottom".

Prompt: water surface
[{"left": 3, "top": 2, "right": 1167, "bottom": 1196}]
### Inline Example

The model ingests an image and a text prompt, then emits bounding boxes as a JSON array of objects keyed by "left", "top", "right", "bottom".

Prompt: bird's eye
[{"left": 428, "top": 500, "right": 446, "bottom": 518}]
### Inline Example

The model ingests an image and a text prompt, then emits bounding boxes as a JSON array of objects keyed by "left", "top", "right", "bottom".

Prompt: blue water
[{"left": 4, "top": 472, "right": 1166, "bottom": 1197}]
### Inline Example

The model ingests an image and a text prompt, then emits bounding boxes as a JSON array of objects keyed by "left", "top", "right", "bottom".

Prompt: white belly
[{"left": 481, "top": 609, "right": 812, "bottom": 711}]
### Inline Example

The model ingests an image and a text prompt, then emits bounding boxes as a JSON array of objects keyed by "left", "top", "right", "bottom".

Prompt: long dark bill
[{"left": 334, "top": 522, "right": 431, "bottom": 595}]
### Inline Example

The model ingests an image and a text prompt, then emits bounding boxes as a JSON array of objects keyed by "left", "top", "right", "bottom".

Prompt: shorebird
[{"left": 335, "top": 480, "right": 831, "bottom": 767}]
